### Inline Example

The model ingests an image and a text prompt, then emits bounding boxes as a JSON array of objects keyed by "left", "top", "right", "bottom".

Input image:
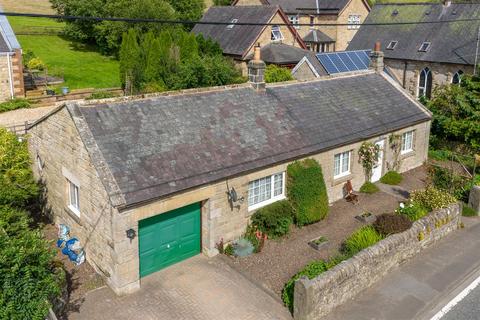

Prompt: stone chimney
[
  {"left": 369, "top": 41, "right": 384, "bottom": 73},
  {"left": 248, "top": 44, "right": 266, "bottom": 92}
]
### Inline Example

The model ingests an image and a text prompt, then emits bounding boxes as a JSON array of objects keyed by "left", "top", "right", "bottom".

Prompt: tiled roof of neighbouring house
[
  {"left": 0, "top": 4, "right": 21, "bottom": 53},
  {"left": 234, "top": 0, "right": 354, "bottom": 14},
  {"left": 347, "top": 3, "right": 480, "bottom": 65},
  {"left": 56, "top": 72, "right": 430, "bottom": 208},
  {"left": 192, "top": 6, "right": 281, "bottom": 58},
  {"left": 303, "top": 29, "right": 335, "bottom": 43},
  {"left": 246, "top": 43, "right": 312, "bottom": 65}
]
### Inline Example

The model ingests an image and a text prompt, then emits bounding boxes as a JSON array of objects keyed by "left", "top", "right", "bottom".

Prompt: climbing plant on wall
[{"left": 358, "top": 142, "right": 380, "bottom": 181}]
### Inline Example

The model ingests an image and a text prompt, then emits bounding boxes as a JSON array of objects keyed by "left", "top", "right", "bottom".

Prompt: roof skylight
[
  {"left": 386, "top": 41, "right": 398, "bottom": 50},
  {"left": 227, "top": 19, "right": 238, "bottom": 29},
  {"left": 418, "top": 42, "right": 431, "bottom": 52}
]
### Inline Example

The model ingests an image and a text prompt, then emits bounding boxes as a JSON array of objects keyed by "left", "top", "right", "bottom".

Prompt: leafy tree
[
  {"left": 166, "top": 0, "right": 204, "bottom": 22},
  {"left": 427, "top": 75, "right": 480, "bottom": 152},
  {"left": 213, "top": 0, "right": 232, "bottom": 5},
  {"left": 119, "top": 29, "right": 142, "bottom": 93},
  {"left": 265, "top": 64, "right": 294, "bottom": 83}
]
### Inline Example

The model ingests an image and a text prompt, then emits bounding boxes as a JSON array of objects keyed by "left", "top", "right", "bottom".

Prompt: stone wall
[
  {"left": 0, "top": 51, "right": 25, "bottom": 102},
  {"left": 293, "top": 203, "right": 462, "bottom": 320},
  {"left": 468, "top": 186, "right": 480, "bottom": 216},
  {"left": 335, "top": 0, "right": 370, "bottom": 51},
  {"left": 0, "top": 55, "right": 12, "bottom": 101},
  {"left": 385, "top": 58, "right": 474, "bottom": 98}
]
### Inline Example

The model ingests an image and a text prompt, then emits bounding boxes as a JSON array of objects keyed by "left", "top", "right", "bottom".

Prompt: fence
[{"left": 6, "top": 121, "right": 31, "bottom": 136}]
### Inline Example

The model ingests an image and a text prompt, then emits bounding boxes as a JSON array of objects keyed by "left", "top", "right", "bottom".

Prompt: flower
[{"left": 399, "top": 202, "right": 405, "bottom": 208}]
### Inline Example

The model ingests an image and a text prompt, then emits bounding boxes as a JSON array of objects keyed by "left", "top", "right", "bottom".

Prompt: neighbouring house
[
  {"left": 347, "top": 2, "right": 480, "bottom": 99},
  {"left": 28, "top": 46, "right": 431, "bottom": 295},
  {"left": 0, "top": 8, "right": 24, "bottom": 102},
  {"left": 192, "top": 5, "right": 308, "bottom": 75},
  {"left": 233, "top": 0, "right": 370, "bottom": 51}
]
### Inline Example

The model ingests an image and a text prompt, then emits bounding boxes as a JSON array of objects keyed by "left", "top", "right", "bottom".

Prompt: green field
[{"left": 8, "top": 16, "right": 120, "bottom": 90}]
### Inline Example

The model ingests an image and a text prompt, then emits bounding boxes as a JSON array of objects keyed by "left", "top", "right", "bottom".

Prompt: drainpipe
[
  {"left": 6, "top": 53, "right": 14, "bottom": 99},
  {"left": 402, "top": 61, "right": 408, "bottom": 89}
]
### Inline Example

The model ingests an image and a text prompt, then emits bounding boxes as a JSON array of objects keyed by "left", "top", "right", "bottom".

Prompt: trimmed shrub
[
  {"left": 250, "top": 200, "right": 293, "bottom": 238},
  {"left": 380, "top": 171, "right": 403, "bottom": 185},
  {"left": 282, "top": 255, "right": 347, "bottom": 312},
  {"left": 410, "top": 187, "right": 457, "bottom": 212},
  {"left": 86, "top": 91, "right": 119, "bottom": 100},
  {"left": 396, "top": 202, "right": 428, "bottom": 221},
  {"left": 462, "top": 204, "right": 477, "bottom": 217},
  {"left": 359, "top": 181, "right": 380, "bottom": 194},
  {"left": 0, "top": 99, "right": 31, "bottom": 113},
  {"left": 373, "top": 213, "right": 412, "bottom": 236},
  {"left": 343, "top": 225, "right": 384, "bottom": 256},
  {"left": 264, "top": 64, "right": 294, "bottom": 83},
  {"left": 0, "top": 128, "right": 39, "bottom": 208},
  {"left": 287, "top": 159, "right": 329, "bottom": 226}
]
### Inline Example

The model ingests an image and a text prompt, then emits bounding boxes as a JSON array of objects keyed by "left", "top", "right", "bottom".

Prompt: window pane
[
  {"left": 248, "top": 176, "right": 272, "bottom": 206},
  {"left": 274, "top": 173, "right": 283, "bottom": 197},
  {"left": 334, "top": 154, "right": 341, "bottom": 176},
  {"left": 342, "top": 152, "right": 350, "bottom": 173}
]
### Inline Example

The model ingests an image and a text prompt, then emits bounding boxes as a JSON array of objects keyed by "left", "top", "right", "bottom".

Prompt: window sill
[
  {"left": 65, "top": 206, "right": 82, "bottom": 225},
  {"left": 400, "top": 150, "right": 415, "bottom": 160},
  {"left": 332, "top": 173, "right": 354, "bottom": 186},
  {"left": 247, "top": 195, "right": 286, "bottom": 213}
]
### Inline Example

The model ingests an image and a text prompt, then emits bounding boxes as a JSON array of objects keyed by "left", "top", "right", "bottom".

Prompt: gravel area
[
  {"left": 228, "top": 166, "right": 428, "bottom": 297},
  {"left": 0, "top": 105, "right": 57, "bottom": 128}
]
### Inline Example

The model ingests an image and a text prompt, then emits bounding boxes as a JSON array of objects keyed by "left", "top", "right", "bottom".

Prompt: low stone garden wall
[{"left": 293, "top": 203, "right": 461, "bottom": 320}]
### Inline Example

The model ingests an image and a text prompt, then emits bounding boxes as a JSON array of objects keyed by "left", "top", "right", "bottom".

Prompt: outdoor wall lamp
[
  {"left": 126, "top": 228, "right": 136, "bottom": 241},
  {"left": 226, "top": 180, "right": 244, "bottom": 210}
]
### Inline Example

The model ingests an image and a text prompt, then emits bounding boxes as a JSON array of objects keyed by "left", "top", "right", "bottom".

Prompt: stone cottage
[
  {"left": 233, "top": 0, "right": 370, "bottom": 51},
  {"left": 192, "top": 5, "right": 309, "bottom": 75},
  {"left": 0, "top": 9, "right": 24, "bottom": 102},
  {"left": 28, "top": 47, "right": 431, "bottom": 295},
  {"left": 347, "top": 2, "right": 480, "bottom": 99}
]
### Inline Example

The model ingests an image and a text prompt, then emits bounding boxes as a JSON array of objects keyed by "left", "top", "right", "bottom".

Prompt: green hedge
[
  {"left": 0, "top": 99, "right": 31, "bottom": 113},
  {"left": 287, "top": 159, "right": 329, "bottom": 226},
  {"left": 250, "top": 200, "right": 294, "bottom": 238},
  {"left": 0, "top": 129, "right": 63, "bottom": 319}
]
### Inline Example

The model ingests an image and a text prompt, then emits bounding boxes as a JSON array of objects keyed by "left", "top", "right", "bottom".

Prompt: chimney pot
[
  {"left": 369, "top": 42, "right": 384, "bottom": 73},
  {"left": 248, "top": 43, "right": 266, "bottom": 92}
]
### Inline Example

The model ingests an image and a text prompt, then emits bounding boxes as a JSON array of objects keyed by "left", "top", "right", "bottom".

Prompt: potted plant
[
  {"left": 308, "top": 236, "right": 328, "bottom": 250},
  {"left": 356, "top": 211, "right": 376, "bottom": 223}
]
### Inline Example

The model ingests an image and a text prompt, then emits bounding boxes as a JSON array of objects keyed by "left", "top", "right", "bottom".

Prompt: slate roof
[
  {"left": 192, "top": 6, "right": 280, "bottom": 58},
  {"left": 237, "top": 0, "right": 353, "bottom": 14},
  {"left": 60, "top": 72, "right": 430, "bottom": 208},
  {"left": 303, "top": 29, "right": 335, "bottom": 43},
  {"left": 0, "top": 4, "right": 21, "bottom": 53},
  {"left": 246, "top": 43, "right": 312, "bottom": 65},
  {"left": 347, "top": 3, "right": 480, "bottom": 65}
]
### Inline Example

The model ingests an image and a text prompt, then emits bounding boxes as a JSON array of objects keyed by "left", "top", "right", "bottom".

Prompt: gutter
[{"left": 6, "top": 52, "right": 14, "bottom": 98}]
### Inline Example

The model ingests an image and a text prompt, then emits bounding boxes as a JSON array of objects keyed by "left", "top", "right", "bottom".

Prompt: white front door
[{"left": 371, "top": 139, "right": 385, "bottom": 182}]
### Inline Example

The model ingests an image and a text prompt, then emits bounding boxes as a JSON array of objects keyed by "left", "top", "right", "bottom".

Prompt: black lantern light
[{"left": 126, "top": 228, "right": 136, "bottom": 241}]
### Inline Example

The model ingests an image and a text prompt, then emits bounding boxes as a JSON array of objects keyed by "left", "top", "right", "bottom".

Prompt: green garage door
[{"left": 139, "top": 202, "right": 201, "bottom": 277}]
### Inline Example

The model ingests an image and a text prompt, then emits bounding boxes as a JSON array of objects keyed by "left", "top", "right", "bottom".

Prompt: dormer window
[
  {"left": 387, "top": 41, "right": 398, "bottom": 50},
  {"left": 419, "top": 42, "right": 431, "bottom": 52},
  {"left": 271, "top": 25, "right": 284, "bottom": 41},
  {"left": 227, "top": 19, "right": 238, "bottom": 29}
]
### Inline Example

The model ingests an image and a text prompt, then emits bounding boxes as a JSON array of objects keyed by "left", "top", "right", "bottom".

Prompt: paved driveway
[{"left": 69, "top": 255, "right": 292, "bottom": 320}]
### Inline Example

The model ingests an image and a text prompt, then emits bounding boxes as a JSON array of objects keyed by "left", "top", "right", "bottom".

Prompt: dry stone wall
[{"left": 294, "top": 203, "right": 461, "bottom": 320}]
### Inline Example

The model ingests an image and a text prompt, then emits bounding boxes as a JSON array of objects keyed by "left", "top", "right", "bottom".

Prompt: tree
[
  {"left": 119, "top": 29, "right": 142, "bottom": 93},
  {"left": 264, "top": 64, "right": 294, "bottom": 83},
  {"left": 166, "top": 0, "right": 204, "bottom": 22},
  {"left": 427, "top": 75, "right": 480, "bottom": 152},
  {"left": 213, "top": 0, "right": 232, "bottom": 5}
]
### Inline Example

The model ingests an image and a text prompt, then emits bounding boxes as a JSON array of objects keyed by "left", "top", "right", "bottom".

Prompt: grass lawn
[
  {"left": 0, "top": 0, "right": 54, "bottom": 14},
  {"left": 8, "top": 16, "right": 120, "bottom": 90}
]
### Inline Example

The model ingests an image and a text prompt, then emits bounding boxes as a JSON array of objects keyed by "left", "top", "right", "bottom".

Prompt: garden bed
[{"left": 229, "top": 166, "right": 428, "bottom": 296}]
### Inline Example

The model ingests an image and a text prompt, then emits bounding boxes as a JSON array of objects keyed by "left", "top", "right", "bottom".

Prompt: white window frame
[
  {"left": 452, "top": 70, "right": 463, "bottom": 84},
  {"left": 347, "top": 15, "right": 361, "bottom": 30},
  {"left": 248, "top": 172, "right": 286, "bottom": 211},
  {"left": 418, "top": 67, "right": 432, "bottom": 98},
  {"left": 271, "top": 25, "right": 284, "bottom": 41},
  {"left": 386, "top": 41, "right": 398, "bottom": 50},
  {"left": 67, "top": 179, "right": 80, "bottom": 217},
  {"left": 401, "top": 131, "right": 414, "bottom": 155},
  {"left": 334, "top": 151, "right": 352, "bottom": 179},
  {"left": 288, "top": 15, "right": 300, "bottom": 29}
]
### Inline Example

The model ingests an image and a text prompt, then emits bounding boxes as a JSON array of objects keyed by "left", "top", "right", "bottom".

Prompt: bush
[
  {"left": 0, "top": 99, "right": 31, "bottom": 113},
  {"left": 462, "top": 204, "right": 477, "bottom": 217},
  {"left": 250, "top": 200, "right": 293, "bottom": 238},
  {"left": 396, "top": 202, "right": 428, "bottom": 221},
  {"left": 380, "top": 171, "right": 403, "bottom": 185},
  {"left": 373, "top": 213, "right": 413, "bottom": 236},
  {"left": 0, "top": 128, "right": 39, "bottom": 208},
  {"left": 410, "top": 187, "right": 457, "bottom": 212},
  {"left": 428, "top": 166, "right": 476, "bottom": 203},
  {"left": 343, "top": 225, "right": 384, "bottom": 256},
  {"left": 86, "top": 91, "right": 120, "bottom": 100},
  {"left": 282, "top": 255, "right": 347, "bottom": 312},
  {"left": 264, "top": 64, "right": 294, "bottom": 83},
  {"left": 359, "top": 181, "right": 379, "bottom": 194},
  {"left": 287, "top": 159, "right": 329, "bottom": 226},
  {"left": 27, "top": 57, "right": 46, "bottom": 71}
]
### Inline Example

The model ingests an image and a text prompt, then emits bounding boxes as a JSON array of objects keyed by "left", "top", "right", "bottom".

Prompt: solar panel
[{"left": 315, "top": 50, "right": 371, "bottom": 75}]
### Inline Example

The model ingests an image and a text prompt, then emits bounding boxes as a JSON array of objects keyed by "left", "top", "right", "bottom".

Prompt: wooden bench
[{"left": 345, "top": 180, "right": 359, "bottom": 204}]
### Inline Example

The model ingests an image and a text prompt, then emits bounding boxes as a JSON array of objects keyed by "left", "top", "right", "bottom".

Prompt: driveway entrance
[{"left": 69, "top": 255, "right": 292, "bottom": 320}]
